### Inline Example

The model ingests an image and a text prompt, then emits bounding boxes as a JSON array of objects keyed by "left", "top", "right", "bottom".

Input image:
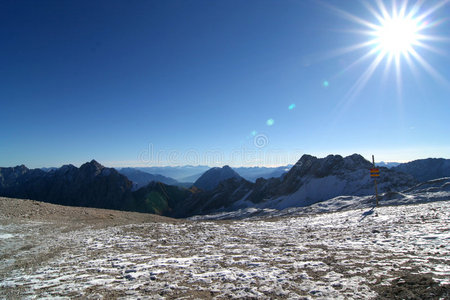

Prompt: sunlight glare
[{"left": 375, "top": 17, "right": 420, "bottom": 55}]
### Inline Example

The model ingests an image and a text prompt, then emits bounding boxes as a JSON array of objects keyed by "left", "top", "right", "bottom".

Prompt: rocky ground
[{"left": 0, "top": 197, "right": 449, "bottom": 299}]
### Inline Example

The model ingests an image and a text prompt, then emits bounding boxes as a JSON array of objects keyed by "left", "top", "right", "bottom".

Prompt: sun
[
  {"left": 323, "top": 0, "right": 449, "bottom": 99},
  {"left": 374, "top": 16, "right": 420, "bottom": 55}
]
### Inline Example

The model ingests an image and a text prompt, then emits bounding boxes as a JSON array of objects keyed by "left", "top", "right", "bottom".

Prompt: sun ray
[
  {"left": 406, "top": 0, "right": 425, "bottom": 19},
  {"left": 344, "top": 51, "right": 386, "bottom": 102},
  {"left": 409, "top": 48, "right": 449, "bottom": 85},
  {"left": 395, "top": 54, "right": 403, "bottom": 97},
  {"left": 403, "top": 50, "right": 422, "bottom": 81},
  {"left": 415, "top": 34, "right": 450, "bottom": 42},
  {"left": 334, "top": 47, "right": 379, "bottom": 77},
  {"left": 414, "top": 41, "right": 447, "bottom": 56},
  {"left": 319, "top": 1, "right": 378, "bottom": 30},
  {"left": 361, "top": 1, "right": 385, "bottom": 24},
  {"left": 399, "top": 0, "right": 409, "bottom": 18},
  {"left": 415, "top": 0, "right": 450, "bottom": 22},
  {"left": 375, "top": 0, "right": 391, "bottom": 21}
]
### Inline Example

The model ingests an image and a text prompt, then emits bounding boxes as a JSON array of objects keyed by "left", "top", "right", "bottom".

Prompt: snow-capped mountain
[
  {"left": 237, "top": 153, "right": 416, "bottom": 210},
  {"left": 376, "top": 161, "right": 400, "bottom": 168},
  {"left": 176, "top": 154, "right": 416, "bottom": 217},
  {"left": 190, "top": 177, "right": 450, "bottom": 220}
]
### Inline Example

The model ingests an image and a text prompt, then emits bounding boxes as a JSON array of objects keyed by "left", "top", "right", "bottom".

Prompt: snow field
[{"left": 0, "top": 201, "right": 449, "bottom": 299}]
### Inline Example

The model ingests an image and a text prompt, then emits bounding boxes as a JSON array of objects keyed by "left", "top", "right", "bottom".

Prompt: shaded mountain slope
[
  {"left": 193, "top": 165, "right": 243, "bottom": 191},
  {"left": 131, "top": 181, "right": 192, "bottom": 215},
  {"left": 393, "top": 158, "right": 450, "bottom": 182},
  {"left": 0, "top": 160, "right": 134, "bottom": 210}
]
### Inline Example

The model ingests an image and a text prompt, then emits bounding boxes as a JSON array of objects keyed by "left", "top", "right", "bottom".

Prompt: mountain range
[
  {"left": 135, "top": 166, "right": 210, "bottom": 182},
  {"left": 233, "top": 165, "right": 292, "bottom": 182},
  {"left": 174, "top": 154, "right": 416, "bottom": 217},
  {"left": 114, "top": 165, "right": 293, "bottom": 190},
  {"left": 1, "top": 155, "right": 448, "bottom": 218},
  {"left": 117, "top": 168, "right": 180, "bottom": 190}
]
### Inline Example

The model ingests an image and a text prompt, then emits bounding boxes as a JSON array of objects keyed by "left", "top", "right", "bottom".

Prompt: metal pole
[{"left": 372, "top": 155, "right": 379, "bottom": 207}]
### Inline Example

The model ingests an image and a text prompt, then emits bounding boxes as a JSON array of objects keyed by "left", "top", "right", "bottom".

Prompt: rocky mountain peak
[
  {"left": 80, "top": 159, "right": 105, "bottom": 176},
  {"left": 285, "top": 154, "right": 318, "bottom": 179},
  {"left": 193, "top": 165, "right": 242, "bottom": 191},
  {"left": 343, "top": 154, "right": 372, "bottom": 170},
  {"left": 287, "top": 154, "right": 374, "bottom": 179}
]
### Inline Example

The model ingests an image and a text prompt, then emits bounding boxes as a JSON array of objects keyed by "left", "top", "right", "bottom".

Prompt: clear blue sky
[{"left": 1, "top": 0, "right": 449, "bottom": 168}]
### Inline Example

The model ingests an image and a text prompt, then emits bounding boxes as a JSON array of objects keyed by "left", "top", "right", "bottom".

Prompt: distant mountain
[
  {"left": 41, "top": 167, "right": 57, "bottom": 172},
  {"left": 393, "top": 158, "right": 450, "bottom": 182},
  {"left": 193, "top": 165, "right": 243, "bottom": 191},
  {"left": 136, "top": 166, "right": 210, "bottom": 181},
  {"left": 233, "top": 165, "right": 292, "bottom": 182},
  {"left": 377, "top": 161, "right": 400, "bottom": 168},
  {"left": 118, "top": 168, "right": 179, "bottom": 190}
]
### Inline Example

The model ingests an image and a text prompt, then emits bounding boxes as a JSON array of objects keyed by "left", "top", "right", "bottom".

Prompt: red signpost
[
  {"left": 371, "top": 155, "right": 379, "bottom": 207},
  {"left": 370, "top": 168, "right": 380, "bottom": 177}
]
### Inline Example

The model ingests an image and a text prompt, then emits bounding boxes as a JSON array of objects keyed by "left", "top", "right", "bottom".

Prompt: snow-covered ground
[
  {"left": 193, "top": 177, "right": 450, "bottom": 220},
  {"left": 1, "top": 200, "right": 449, "bottom": 299}
]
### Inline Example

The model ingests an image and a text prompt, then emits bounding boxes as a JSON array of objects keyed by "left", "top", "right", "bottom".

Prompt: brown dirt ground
[{"left": 0, "top": 197, "right": 180, "bottom": 227}]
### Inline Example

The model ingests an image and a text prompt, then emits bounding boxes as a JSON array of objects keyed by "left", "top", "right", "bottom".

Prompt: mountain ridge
[{"left": 1, "top": 154, "right": 447, "bottom": 218}]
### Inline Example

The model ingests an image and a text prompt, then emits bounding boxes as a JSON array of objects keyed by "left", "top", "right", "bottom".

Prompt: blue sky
[{"left": 1, "top": 0, "right": 449, "bottom": 168}]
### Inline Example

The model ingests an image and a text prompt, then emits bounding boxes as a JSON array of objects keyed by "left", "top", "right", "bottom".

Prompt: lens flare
[
  {"left": 266, "top": 119, "right": 274, "bottom": 126},
  {"left": 288, "top": 103, "right": 296, "bottom": 110}
]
